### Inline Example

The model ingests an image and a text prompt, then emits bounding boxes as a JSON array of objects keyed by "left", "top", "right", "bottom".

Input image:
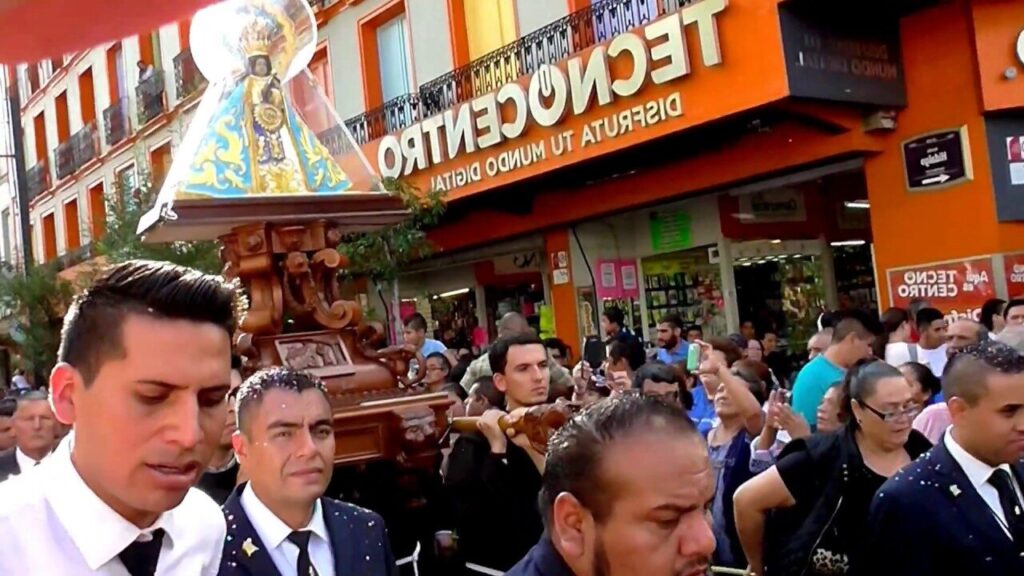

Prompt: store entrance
[{"left": 735, "top": 253, "right": 824, "bottom": 348}]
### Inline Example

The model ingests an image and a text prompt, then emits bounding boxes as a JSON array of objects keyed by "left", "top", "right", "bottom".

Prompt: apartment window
[
  {"left": 107, "top": 43, "right": 127, "bottom": 103},
  {"left": 87, "top": 181, "right": 106, "bottom": 240},
  {"left": 32, "top": 111, "right": 46, "bottom": 166},
  {"left": 26, "top": 63, "right": 40, "bottom": 94},
  {"left": 376, "top": 14, "right": 410, "bottom": 103},
  {"left": 463, "top": 0, "right": 517, "bottom": 60},
  {"left": 139, "top": 30, "right": 163, "bottom": 72},
  {"left": 78, "top": 68, "right": 97, "bottom": 125},
  {"left": 41, "top": 212, "right": 56, "bottom": 262},
  {"left": 1, "top": 208, "right": 11, "bottom": 263},
  {"left": 55, "top": 90, "right": 70, "bottom": 143},
  {"left": 149, "top": 142, "right": 172, "bottom": 191},
  {"left": 359, "top": 1, "right": 411, "bottom": 109},
  {"left": 63, "top": 198, "right": 81, "bottom": 251},
  {"left": 116, "top": 164, "right": 137, "bottom": 195}
]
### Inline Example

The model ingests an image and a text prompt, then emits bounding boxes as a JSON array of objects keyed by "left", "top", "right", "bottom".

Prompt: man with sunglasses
[
  {"left": 197, "top": 354, "right": 245, "bottom": 505},
  {"left": 857, "top": 341, "right": 1024, "bottom": 576}
]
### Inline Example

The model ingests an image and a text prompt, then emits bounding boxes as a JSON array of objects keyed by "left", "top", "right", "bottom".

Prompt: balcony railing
[
  {"left": 52, "top": 122, "right": 100, "bottom": 182},
  {"left": 345, "top": 0, "right": 692, "bottom": 140},
  {"left": 54, "top": 140, "right": 76, "bottom": 181},
  {"left": 418, "top": 0, "right": 688, "bottom": 118},
  {"left": 136, "top": 70, "right": 167, "bottom": 125},
  {"left": 103, "top": 98, "right": 130, "bottom": 147},
  {"left": 71, "top": 122, "right": 100, "bottom": 169},
  {"left": 174, "top": 47, "right": 206, "bottom": 101},
  {"left": 26, "top": 162, "right": 50, "bottom": 201},
  {"left": 344, "top": 93, "right": 422, "bottom": 146}
]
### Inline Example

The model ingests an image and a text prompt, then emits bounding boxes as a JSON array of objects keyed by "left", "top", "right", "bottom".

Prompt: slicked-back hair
[
  {"left": 0, "top": 398, "right": 16, "bottom": 418},
  {"left": 841, "top": 359, "right": 903, "bottom": 429},
  {"left": 539, "top": 396, "right": 698, "bottom": 528},
  {"left": 15, "top": 390, "right": 48, "bottom": 408},
  {"left": 659, "top": 314, "right": 684, "bottom": 331},
  {"left": 489, "top": 333, "right": 544, "bottom": 375},
  {"left": 58, "top": 260, "right": 241, "bottom": 385},
  {"left": 943, "top": 340, "right": 1024, "bottom": 406},
  {"left": 235, "top": 367, "right": 329, "bottom": 436}
]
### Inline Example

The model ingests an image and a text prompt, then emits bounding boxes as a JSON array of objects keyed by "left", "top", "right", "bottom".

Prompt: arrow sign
[
  {"left": 902, "top": 128, "right": 972, "bottom": 192},
  {"left": 922, "top": 174, "right": 952, "bottom": 186}
]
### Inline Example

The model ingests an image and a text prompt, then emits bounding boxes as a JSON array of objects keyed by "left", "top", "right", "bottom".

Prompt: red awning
[{"left": 0, "top": 0, "right": 219, "bottom": 63}]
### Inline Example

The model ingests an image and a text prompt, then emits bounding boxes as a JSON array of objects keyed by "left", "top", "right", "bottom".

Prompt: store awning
[{"left": 0, "top": 0, "right": 217, "bottom": 63}]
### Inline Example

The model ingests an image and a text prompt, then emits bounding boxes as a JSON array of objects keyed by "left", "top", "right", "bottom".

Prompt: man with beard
[
  {"left": 447, "top": 333, "right": 551, "bottom": 574},
  {"left": 506, "top": 395, "right": 715, "bottom": 576},
  {"left": 0, "top": 260, "right": 239, "bottom": 574},
  {"left": 655, "top": 314, "right": 689, "bottom": 365},
  {"left": 196, "top": 354, "right": 245, "bottom": 504}
]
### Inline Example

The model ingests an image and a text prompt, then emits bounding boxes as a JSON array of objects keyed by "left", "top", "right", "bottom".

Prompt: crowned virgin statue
[{"left": 175, "top": 10, "right": 351, "bottom": 198}]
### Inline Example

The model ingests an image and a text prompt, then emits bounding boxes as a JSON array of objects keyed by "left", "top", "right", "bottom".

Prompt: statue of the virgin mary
[{"left": 178, "top": 14, "right": 350, "bottom": 197}]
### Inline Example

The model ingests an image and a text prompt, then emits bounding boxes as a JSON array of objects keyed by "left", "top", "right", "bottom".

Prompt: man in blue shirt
[
  {"left": 687, "top": 337, "right": 743, "bottom": 436},
  {"left": 791, "top": 317, "right": 875, "bottom": 427},
  {"left": 655, "top": 314, "right": 689, "bottom": 364}
]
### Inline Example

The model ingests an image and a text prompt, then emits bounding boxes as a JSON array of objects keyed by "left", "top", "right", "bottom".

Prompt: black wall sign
[
  {"left": 902, "top": 128, "right": 971, "bottom": 192},
  {"left": 779, "top": 3, "right": 907, "bottom": 107},
  {"left": 984, "top": 113, "right": 1024, "bottom": 222}
]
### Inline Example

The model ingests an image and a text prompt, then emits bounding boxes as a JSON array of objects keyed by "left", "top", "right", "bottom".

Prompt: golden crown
[{"left": 240, "top": 18, "right": 275, "bottom": 57}]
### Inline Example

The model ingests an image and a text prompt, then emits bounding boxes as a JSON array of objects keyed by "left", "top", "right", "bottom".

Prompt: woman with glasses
[{"left": 734, "top": 360, "right": 932, "bottom": 576}]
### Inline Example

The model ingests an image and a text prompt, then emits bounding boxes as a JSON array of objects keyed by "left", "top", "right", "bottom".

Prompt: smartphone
[
  {"left": 583, "top": 336, "right": 606, "bottom": 370},
  {"left": 686, "top": 344, "right": 701, "bottom": 372}
]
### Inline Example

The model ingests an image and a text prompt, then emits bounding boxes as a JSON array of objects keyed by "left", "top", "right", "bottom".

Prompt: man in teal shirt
[{"left": 792, "top": 317, "right": 876, "bottom": 428}]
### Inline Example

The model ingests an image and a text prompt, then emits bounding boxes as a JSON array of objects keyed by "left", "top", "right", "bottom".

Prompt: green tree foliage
[
  {"left": 92, "top": 168, "right": 222, "bottom": 274},
  {"left": 339, "top": 178, "right": 445, "bottom": 336},
  {"left": 0, "top": 261, "right": 75, "bottom": 377}
]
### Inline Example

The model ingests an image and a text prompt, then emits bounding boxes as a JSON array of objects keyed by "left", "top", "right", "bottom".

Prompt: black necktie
[
  {"left": 119, "top": 528, "right": 165, "bottom": 576},
  {"left": 989, "top": 469, "right": 1024, "bottom": 546},
  {"left": 287, "top": 530, "right": 320, "bottom": 576}
]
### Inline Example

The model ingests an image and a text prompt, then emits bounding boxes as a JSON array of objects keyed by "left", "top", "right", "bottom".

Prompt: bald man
[
  {"left": 459, "top": 313, "right": 572, "bottom": 396},
  {"left": 946, "top": 319, "right": 988, "bottom": 358}
]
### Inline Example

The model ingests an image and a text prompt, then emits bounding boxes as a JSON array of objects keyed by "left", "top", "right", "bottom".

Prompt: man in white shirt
[
  {"left": 859, "top": 340, "right": 1024, "bottom": 576},
  {"left": 220, "top": 367, "right": 397, "bottom": 576},
  {"left": 0, "top": 260, "right": 241, "bottom": 575},
  {"left": 10, "top": 368, "right": 30, "bottom": 391},
  {"left": 914, "top": 307, "right": 949, "bottom": 378},
  {"left": 0, "top": 390, "right": 57, "bottom": 482}
]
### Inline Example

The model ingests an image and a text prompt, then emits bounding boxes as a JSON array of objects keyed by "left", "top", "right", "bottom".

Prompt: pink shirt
[{"left": 913, "top": 403, "right": 952, "bottom": 445}]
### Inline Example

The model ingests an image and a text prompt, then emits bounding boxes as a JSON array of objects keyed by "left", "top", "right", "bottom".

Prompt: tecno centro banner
[{"left": 887, "top": 257, "right": 996, "bottom": 322}]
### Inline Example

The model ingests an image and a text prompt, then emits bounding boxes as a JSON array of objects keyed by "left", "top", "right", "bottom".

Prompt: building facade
[{"left": 10, "top": 0, "right": 1024, "bottom": 360}]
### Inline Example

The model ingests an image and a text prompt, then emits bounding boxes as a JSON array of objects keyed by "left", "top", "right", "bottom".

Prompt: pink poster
[
  {"left": 595, "top": 259, "right": 621, "bottom": 300},
  {"left": 619, "top": 260, "right": 640, "bottom": 299}
]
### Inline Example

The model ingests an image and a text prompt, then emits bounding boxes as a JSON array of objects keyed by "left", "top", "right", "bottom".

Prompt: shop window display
[{"left": 641, "top": 248, "right": 726, "bottom": 341}]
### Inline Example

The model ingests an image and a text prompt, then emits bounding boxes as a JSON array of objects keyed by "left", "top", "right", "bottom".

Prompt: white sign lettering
[{"left": 377, "top": 0, "right": 729, "bottom": 191}]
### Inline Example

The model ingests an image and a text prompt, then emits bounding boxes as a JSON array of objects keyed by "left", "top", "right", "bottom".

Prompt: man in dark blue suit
[
  {"left": 857, "top": 340, "right": 1024, "bottom": 576},
  {"left": 219, "top": 367, "right": 397, "bottom": 576}
]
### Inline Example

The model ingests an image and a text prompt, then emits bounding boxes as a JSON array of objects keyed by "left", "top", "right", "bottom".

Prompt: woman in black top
[{"left": 733, "top": 360, "right": 933, "bottom": 576}]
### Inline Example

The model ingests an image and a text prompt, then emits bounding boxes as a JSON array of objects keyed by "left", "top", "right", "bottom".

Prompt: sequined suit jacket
[{"left": 218, "top": 483, "right": 398, "bottom": 576}]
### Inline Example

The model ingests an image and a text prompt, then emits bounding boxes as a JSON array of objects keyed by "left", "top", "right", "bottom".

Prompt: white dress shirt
[
  {"left": 945, "top": 428, "right": 1024, "bottom": 539},
  {"left": 0, "top": 433, "right": 226, "bottom": 575},
  {"left": 14, "top": 447, "right": 43, "bottom": 473},
  {"left": 240, "top": 482, "right": 336, "bottom": 576}
]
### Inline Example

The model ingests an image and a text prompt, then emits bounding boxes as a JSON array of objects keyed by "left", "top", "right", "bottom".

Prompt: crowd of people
[{"left": 1, "top": 259, "right": 1023, "bottom": 576}]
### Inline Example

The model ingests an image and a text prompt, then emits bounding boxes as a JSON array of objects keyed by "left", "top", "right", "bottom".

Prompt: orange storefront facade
[{"left": 360, "top": 0, "right": 1024, "bottom": 357}]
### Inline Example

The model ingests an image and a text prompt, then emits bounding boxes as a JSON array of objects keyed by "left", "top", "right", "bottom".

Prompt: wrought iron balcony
[
  {"left": 344, "top": 93, "right": 422, "bottom": 146},
  {"left": 136, "top": 70, "right": 167, "bottom": 125},
  {"left": 71, "top": 122, "right": 100, "bottom": 169},
  {"left": 54, "top": 140, "right": 76, "bottom": 181},
  {"left": 25, "top": 161, "right": 50, "bottom": 201},
  {"left": 174, "top": 47, "right": 206, "bottom": 101},
  {"left": 102, "top": 98, "right": 130, "bottom": 147},
  {"left": 419, "top": 0, "right": 689, "bottom": 118}
]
